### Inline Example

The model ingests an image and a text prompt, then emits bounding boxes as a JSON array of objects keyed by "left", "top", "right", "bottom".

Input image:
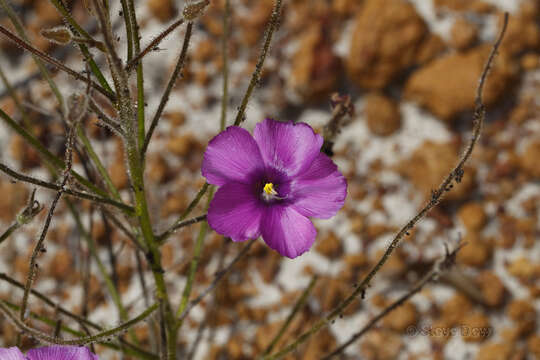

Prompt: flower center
[
  {"left": 263, "top": 182, "right": 277, "bottom": 196},
  {"left": 262, "top": 182, "right": 280, "bottom": 201}
]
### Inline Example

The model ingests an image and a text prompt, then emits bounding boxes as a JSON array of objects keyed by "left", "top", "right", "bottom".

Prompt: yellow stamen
[{"left": 263, "top": 182, "right": 278, "bottom": 196}]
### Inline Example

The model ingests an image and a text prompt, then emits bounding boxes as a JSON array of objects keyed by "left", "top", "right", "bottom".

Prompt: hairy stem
[{"left": 233, "top": 0, "right": 282, "bottom": 126}]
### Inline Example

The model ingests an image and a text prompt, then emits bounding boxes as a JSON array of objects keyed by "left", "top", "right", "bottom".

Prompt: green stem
[
  {"left": 176, "top": 186, "right": 214, "bottom": 322},
  {"left": 76, "top": 124, "right": 122, "bottom": 201}
]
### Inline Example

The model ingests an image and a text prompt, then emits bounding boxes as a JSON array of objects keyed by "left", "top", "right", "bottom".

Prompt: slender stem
[
  {"left": 0, "top": 25, "right": 115, "bottom": 101},
  {"left": 48, "top": 0, "right": 114, "bottom": 95},
  {"left": 2, "top": 300, "right": 158, "bottom": 360},
  {"left": 157, "top": 214, "right": 207, "bottom": 244},
  {"left": 88, "top": 97, "right": 124, "bottom": 136},
  {"left": 262, "top": 276, "right": 318, "bottom": 356},
  {"left": 76, "top": 124, "right": 122, "bottom": 201},
  {"left": 233, "top": 0, "right": 282, "bottom": 126},
  {"left": 141, "top": 22, "right": 193, "bottom": 157},
  {"left": 263, "top": 14, "right": 509, "bottom": 360},
  {"left": 0, "top": 189, "right": 42, "bottom": 246},
  {"left": 176, "top": 209, "right": 211, "bottom": 320},
  {"left": 0, "top": 223, "right": 18, "bottom": 245},
  {"left": 0, "top": 59, "right": 31, "bottom": 127},
  {"left": 119, "top": 0, "right": 134, "bottom": 61},
  {"left": 0, "top": 162, "right": 134, "bottom": 213},
  {"left": 20, "top": 120, "right": 78, "bottom": 320},
  {"left": 0, "top": 0, "right": 65, "bottom": 113},
  {"left": 220, "top": 0, "right": 230, "bottom": 131},
  {"left": 125, "top": 18, "right": 185, "bottom": 72},
  {"left": 177, "top": 239, "right": 255, "bottom": 322},
  {"left": 1, "top": 299, "right": 159, "bottom": 346},
  {"left": 322, "top": 244, "right": 464, "bottom": 359},
  {"left": 125, "top": 0, "right": 146, "bottom": 152},
  {"left": 159, "top": 182, "right": 209, "bottom": 244}
]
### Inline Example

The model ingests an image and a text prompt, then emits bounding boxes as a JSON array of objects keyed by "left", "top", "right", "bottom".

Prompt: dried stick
[
  {"left": 233, "top": 0, "right": 282, "bottom": 126},
  {"left": 264, "top": 12, "right": 509, "bottom": 360}
]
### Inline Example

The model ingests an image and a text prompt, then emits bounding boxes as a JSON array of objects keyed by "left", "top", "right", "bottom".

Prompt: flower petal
[
  {"left": 260, "top": 205, "right": 316, "bottom": 258},
  {"left": 202, "top": 126, "right": 264, "bottom": 186},
  {"left": 290, "top": 153, "right": 347, "bottom": 219},
  {"left": 26, "top": 346, "right": 98, "bottom": 360},
  {"left": 253, "top": 118, "right": 323, "bottom": 177},
  {"left": 207, "top": 182, "right": 263, "bottom": 241},
  {"left": 0, "top": 347, "right": 25, "bottom": 360}
]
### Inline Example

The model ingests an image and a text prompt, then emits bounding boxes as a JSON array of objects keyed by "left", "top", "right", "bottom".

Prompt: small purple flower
[
  {"left": 0, "top": 346, "right": 98, "bottom": 360},
  {"left": 202, "top": 118, "right": 347, "bottom": 258}
]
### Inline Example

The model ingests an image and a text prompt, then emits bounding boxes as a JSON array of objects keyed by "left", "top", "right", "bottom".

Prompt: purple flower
[
  {"left": 0, "top": 346, "right": 98, "bottom": 360},
  {"left": 202, "top": 118, "right": 347, "bottom": 258}
]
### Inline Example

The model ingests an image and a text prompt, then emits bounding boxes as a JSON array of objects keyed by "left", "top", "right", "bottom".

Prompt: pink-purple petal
[
  {"left": 253, "top": 119, "right": 323, "bottom": 177},
  {"left": 202, "top": 126, "right": 264, "bottom": 186},
  {"left": 207, "top": 182, "right": 263, "bottom": 242},
  {"left": 290, "top": 153, "right": 347, "bottom": 219},
  {"left": 0, "top": 347, "right": 25, "bottom": 360},
  {"left": 26, "top": 346, "right": 98, "bottom": 360},
  {"left": 260, "top": 205, "right": 316, "bottom": 258}
]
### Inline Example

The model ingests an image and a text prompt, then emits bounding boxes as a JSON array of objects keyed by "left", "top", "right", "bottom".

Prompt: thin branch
[
  {"left": 220, "top": 0, "right": 230, "bottom": 131},
  {"left": 177, "top": 239, "right": 255, "bottom": 322},
  {"left": 0, "top": 0, "right": 65, "bottom": 113},
  {"left": 0, "top": 163, "right": 134, "bottom": 213},
  {"left": 264, "top": 12, "right": 509, "bottom": 360},
  {"left": 0, "top": 24, "right": 115, "bottom": 101},
  {"left": 0, "top": 299, "right": 159, "bottom": 346},
  {"left": 158, "top": 182, "right": 210, "bottom": 244},
  {"left": 1, "top": 300, "right": 158, "bottom": 360},
  {"left": 321, "top": 243, "right": 465, "bottom": 359},
  {"left": 141, "top": 21, "right": 193, "bottom": 156},
  {"left": 321, "top": 93, "right": 355, "bottom": 157},
  {"left": 262, "top": 275, "right": 318, "bottom": 356},
  {"left": 0, "top": 189, "right": 43, "bottom": 246},
  {"left": 19, "top": 115, "right": 80, "bottom": 320},
  {"left": 233, "top": 0, "right": 282, "bottom": 126},
  {"left": 88, "top": 97, "right": 125, "bottom": 136},
  {"left": 157, "top": 214, "right": 207, "bottom": 244},
  {"left": 125, "top": 18, "right": 185, "bottom": 72}
]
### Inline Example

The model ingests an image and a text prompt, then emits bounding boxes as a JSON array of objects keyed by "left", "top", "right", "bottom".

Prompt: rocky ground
[{"left": 0, "top": 0, "right": 539, "bottom": 359}]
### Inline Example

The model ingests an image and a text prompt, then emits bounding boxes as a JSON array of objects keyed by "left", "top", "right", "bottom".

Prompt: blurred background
[{"left": 0, "top": 0, "right": 539, "bottom": 359}]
